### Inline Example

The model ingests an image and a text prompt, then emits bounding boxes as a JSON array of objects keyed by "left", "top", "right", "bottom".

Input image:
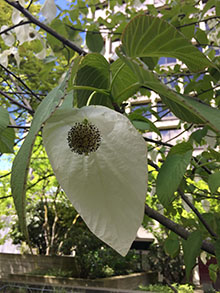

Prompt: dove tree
[{"left": 0, "top": 0, "right": 220, "bottom": 281}]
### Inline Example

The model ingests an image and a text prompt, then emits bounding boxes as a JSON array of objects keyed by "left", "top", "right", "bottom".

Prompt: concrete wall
[
  {"left": 0, "top": 253, "right": 158, "bottom": 290},
  {"left": 0, "top": 253, "right": 77, "bottom": 278}
]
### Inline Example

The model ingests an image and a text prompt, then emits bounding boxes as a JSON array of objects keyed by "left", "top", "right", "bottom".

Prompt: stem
[
  {"left": 193, "top": 160, "right": 216, "bottom": 170},
  {"left": 0, "top": 90, "right": 34, "bottom": 114},
  {"left": 110, "top": 63, "right": 125, "bottom": 91},
  {"left": 73, "top": 85, "right": 110, "bottom": 96},
  {"left": 86, "top": 91, "right": 97, "bottom": 106}
]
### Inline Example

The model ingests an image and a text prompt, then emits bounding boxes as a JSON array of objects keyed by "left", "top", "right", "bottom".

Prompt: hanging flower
[
  {"left": 0, "top": 25, "right": 15, "bottom": 47},
  {"left": 43, "top": 105, "right": 148, "bottom": 256},
  {"left": 40, "top": 0, "right": 57, "bottom": 24}
]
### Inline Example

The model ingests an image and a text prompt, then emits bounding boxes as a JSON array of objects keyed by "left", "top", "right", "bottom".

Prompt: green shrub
[
  {"left": 143, "top": 240, "right": 185, "bottom": 284},
  {"left": 10, "top": 199, "right": 141, "bottom": 279},
  {"left": 139, "top": 283, "right": 194, "bottom": 292}
]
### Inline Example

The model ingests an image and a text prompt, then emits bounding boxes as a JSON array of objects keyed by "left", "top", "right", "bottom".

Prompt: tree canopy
[{"left": 0, "top": 0, "right": 220, "bottom": 281}]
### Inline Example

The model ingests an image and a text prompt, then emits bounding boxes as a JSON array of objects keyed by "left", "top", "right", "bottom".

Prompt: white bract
[
  {"left": 0, "top": 25, "right": 15, "bottom": 47},
  {"left": 0, "top": 47, "right": 20, "bottom": 67},
  {"left": 43, "top": 105, "right": 148, "bottom": 256},
  {"left": 40, "top": 0, "right": 57, "bottom": 23}
]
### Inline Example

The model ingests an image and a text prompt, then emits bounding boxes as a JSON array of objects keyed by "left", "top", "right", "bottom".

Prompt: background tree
[{"left": 0, "top": 0, "right": 220, "bottom": 282}]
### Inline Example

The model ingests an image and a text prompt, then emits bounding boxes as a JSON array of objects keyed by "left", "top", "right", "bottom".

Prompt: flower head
[
  {"left": 67, "top": 119, "right": 101, "bottom": 155},
  {"left": 43, "top": 105, "right": 147, "bottom": 256}
]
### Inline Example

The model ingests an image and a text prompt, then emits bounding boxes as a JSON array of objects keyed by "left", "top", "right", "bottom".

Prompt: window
[
  {"left": 160, "top": 128, "right": 182, "bottom": 143},
  {"left": 215, "top": 48, "right": 220, "bottom": 56},
  {"left": 158, "top": 57, "right": 176, "bottom": 65},
  {"left": 131, "top": 103, "right": 152, "bottom": 119},
  {"left": 162, "top": 77, "right": 178, "bottom": 89},
  {"left": 157, "top": 102, "right": 174, "bottom": 120}
]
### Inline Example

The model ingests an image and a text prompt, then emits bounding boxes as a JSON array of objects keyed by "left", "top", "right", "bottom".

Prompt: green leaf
[
  {"left": 74, "top": 53, "right": 111, "bottom": 108},
  {"left": 215, "top": 238, "right": 220, "bottom": 268},
  {"left": 164, "top": 236, "right": 180, "bottom": 258},
  {"left": 132, "top": 120, "right": 150, "bottom": 131},
  {"left": 140, "top": 56, "right": 158, "bottom": 70},
  {"left": 156, "top": 142, "right": 193, "bottom": 208},
  {"left": 128, "top": 112, "right": 161, "bottom": 137},
  {"left": 60, "top": 90, "right": 74, "bottom": 109},
  {"left": 121, "top": 15, "right": 214, "bottom": 72},
  {"left": 47, "top": 19, "right": 68, "bottom": 52},
  {"left": 209, "top": 149, "right": 220, "bottom": 162},
  {"left": 0, "top": 127, "right": 15, "bottom": 154},
  {"left": 0, "top": 107, "right": 15, "bottom": 154},
  {"left": 0, "top": 107, "right": 9, "bottom": 134},
  {"left": 201, "top": 0, "right": 216, "bottom": 16},
  {"left": 168, "top": 141, "right": 193, "bottom": 156},
  {"left": 117, "top": 48, "right": 220, "bottom": 134},
  {"left": 86, "top": 31, "right": 104, "bottom": 53},
  {"left": 189, "top": 127, "right": 208, "bottom": 144},
  {"left": 195, "top": 28, "right": 208, "bottom": 44},
  {"left": 110, "top": 59, "right": 140, "bottom": 103},
  {"left": 160, "top": 95, "right": 202, "bottom": 124},
  {"left": 11, "top": 74, "right": 70, "bottom": 237},
  {"left": 209, "top": 263, "right": 218, "bottom": 283},
  {"left": 208, "top": 171, "right": 220, "bottom": 194},
  {"left": 182, "top": 230, "right": 202, "bottom": 281}
]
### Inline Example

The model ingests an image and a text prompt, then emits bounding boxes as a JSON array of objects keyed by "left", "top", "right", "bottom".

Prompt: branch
[
  {"left": 26, "top": 173, "right": 54, "bottom": 190},
  {"left": 176, "top": 16, "right": 220, "bottom": 29},
  {"left": 4, "top": 0, "right": 87, "bottom": 56},
  {"left": 0, "top": 90, "right": 34, "bottom": 114},
  {"left": 144, "top": 137, "right": 173, "bottom": 147},
  {"left": 0, "top": 195, "right": 12, "bottom": 200},
  {"left": 148, "top": 159, "right": 218, "bottom": 240},
  {"left": 0, "top": 172, "right": 11, "bottom": 179},
  {"left": 0, "top": 20, "right": 31, "bottom": 35},
  {"left": 8, "top": 74, "right": 33, "bottom": 113},
  {"left": 26, "top": 0, "right": 34, "bottom": 10},
  {"left": 7, "top": 125, "right": 30, "bottom": 129},
  {"left": 179, "top": 190, "right": 217, "bottom": 238},
  {"left": 66, "top": 24, "right": 121, "bottom": 36},
  {"left": 0, "top": 63, "right": 42, "bottom": 102},
  {"left": 146, "top": 136, "right": 213, "bottom": 176},
  {"left": 144, "top": 203, "right": 215, "bottom": 255}
]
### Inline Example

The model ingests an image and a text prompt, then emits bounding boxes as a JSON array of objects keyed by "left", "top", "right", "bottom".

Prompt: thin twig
[
  {"left": 144, "top": 137, "right": 173, "bottom": 147},
  {"left": 179, "top": 189, "right": 217, "bottom": 238},
  {"left": 26, "top": 0, "right": 34, "bottom": 10},
  {"left": 8, "top": 74, "right": 33, "bottom": 113},
  {"left": 0, "top": 90, "right": 34, "bottom": 114},
  {"left": 0, "top": 172, "right": 11, "bottom": 179},
  {"left": 7, "top": 125, "right": 30, "bottom": 129},
  {"left": 144, "top": 203, "right": 215, "bottom": 255},
  {"left": 0, "top": 21, "right": 31, "bottom": 35},
  {"left": 0, "top": 195, "right": 12, "bottom": 200},
  {"left": 176, "top": 16, "right": 220, "bottom": 29},
  {"left": 0, "top": 63, "right": 42, "bottom": 102},
  {"left": 4, "top": 0, "right": 87, "bottom": 56}
]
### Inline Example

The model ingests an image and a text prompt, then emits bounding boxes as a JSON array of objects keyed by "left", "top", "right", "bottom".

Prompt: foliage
[
  {"left": 10, "top": 198, "right": 141, "bottom": 279},
  {"left": 0, "top": 0, "right": 220, "bottom": 281},
  {"left": 143, "top": 239, "right": 185, "bottom": 284},
  {"left": 139, "top": 283, "right": 194, "bottom": 293}
]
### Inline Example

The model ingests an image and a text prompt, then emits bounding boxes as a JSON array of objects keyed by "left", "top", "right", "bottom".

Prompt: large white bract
[{"left": 43, "top": 105, "right": 147, "bottom": 256}]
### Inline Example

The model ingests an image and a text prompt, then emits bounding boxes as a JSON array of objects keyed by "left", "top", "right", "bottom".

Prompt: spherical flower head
[
  {"left": 43, "top": 105, "right": 148, "bottom": 256},
  {"left": 67, "top": 119, "right": 101, "bottom": 155}
]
